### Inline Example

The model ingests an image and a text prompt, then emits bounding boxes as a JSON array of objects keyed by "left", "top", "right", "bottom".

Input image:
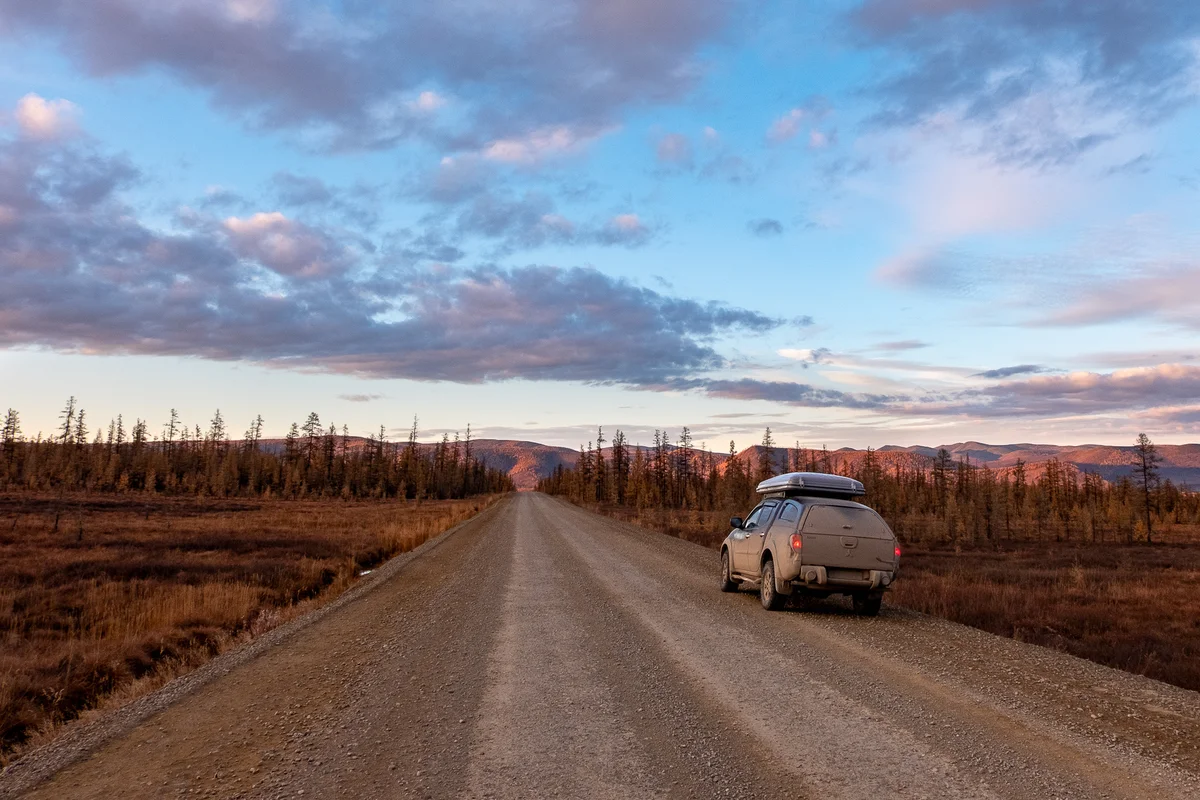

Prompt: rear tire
[
  {"left": 719, "top": 550, "right": 738, "bottom": 592},
  {"left": 760, "top": 559, "right": 786, "bottom": 610},
  {"left": 853, "top": 593, "right": 882, "bottom": 617}
]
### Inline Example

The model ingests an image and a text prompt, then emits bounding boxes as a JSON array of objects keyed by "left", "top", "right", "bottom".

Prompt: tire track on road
[{"left": 540, "top": 495, "right": 1200, "bottom": 800}]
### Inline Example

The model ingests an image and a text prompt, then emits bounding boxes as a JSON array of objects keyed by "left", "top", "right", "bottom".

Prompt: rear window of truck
[{"left": 801, "top": 505, "right": 892, "bottom": 539}]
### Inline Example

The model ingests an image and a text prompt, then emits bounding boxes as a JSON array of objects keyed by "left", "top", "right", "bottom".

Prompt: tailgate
[{"left": 800, "top": 505, "right": 896, "bottom": 571}]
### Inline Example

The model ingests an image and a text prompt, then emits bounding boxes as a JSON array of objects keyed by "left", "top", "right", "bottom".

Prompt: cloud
[
  {"left": 876, "top": 246, "right": 974, "bottom": 291},
  {"left": 415, "top": 155, "right": 493, "bottom": 205},
  {"left": 0, "top": 131, "right": 777, "bottom": 387},
  {"left": 1040, "top": 259, "right": 1200, "bottom": 330},
  {"left": 872, "top": 339, "right": 929, "bottom": 352},
  {"left": 596, "top": 213, "right": 653, "bottom": 246},
  {"left": 269, "top": 171, "right": 380, "bottom": 228},
  {"left": 877, "top": 219, "right": 1200, "bottom": 331},
  {"left": 972, "top": 364, "right": 1048, "bottom": 379},
  {"left": 656, "top": 132, "right": 693, "bottom": 167},
  {"left": 448, "top": 191, "right": 656, "bottom": 252},
  {"left": 13, "top": 94, "right": 79, "bottom": 140},
  {"left": 779, "top": 347, "right": 832, "bottom": 369},
  {"left": 221, "top": 0, "right": 277, "bottom": 24},
  {"left": 408, "top": 91, "right": 447, "bottom": 114},
  {"left": 767, "top": 108, "right": 805, "bottom": 142},
  {"left": 223, "top": 212, "right": 357, "bottom": 278},
  {"left": 663, "top": 378, "right": 901, "bottom": 410},
  {"left": 924, "top": 364, "right": 1200, "bottom": 418},
  {"left": 271, "top": 172, "right": 334, "bottom": 206},
  {"left": 339, "top": 393, "right": 383, "bottom": 403},
  {"left": 0, "top": 0, "right": 731, "bottom": 150},
  {"left": 1104, "top": 153, "right": 1155, "bottom": 176},
  {"left": 748, "top": 218, "right": 784, "bottom": 237},
  {"left": 480, "top": 125, "right": 610, "bottom": 166},
  {"left": 197, "top": 185, "right": 249, "bottom": 211},
  {"left": 847, "top": 0, "right": 1200, "bottom": 166},
  {"left": 767, "top": 99, "right": 831, "bottom": 143}
]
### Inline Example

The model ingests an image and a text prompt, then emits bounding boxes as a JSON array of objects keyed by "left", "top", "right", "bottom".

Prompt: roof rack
[{"left": 755, "top": 471, "right": 865, "bottom": 498}]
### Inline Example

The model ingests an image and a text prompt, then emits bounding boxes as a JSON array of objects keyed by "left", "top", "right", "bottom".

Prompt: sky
[{"left": 1, "top": 0, "right": 1199, "bottom": 451}]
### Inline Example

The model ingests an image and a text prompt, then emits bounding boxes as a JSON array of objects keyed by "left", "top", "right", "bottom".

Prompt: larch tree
[
  {"left": 59, "top": 396, "right": 77, "bottom": 444},
  {"left": 1134, "top": 433, "right": 1162, "bottom": 544}
]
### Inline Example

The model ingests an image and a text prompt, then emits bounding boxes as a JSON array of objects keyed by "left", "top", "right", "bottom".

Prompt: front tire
[
  {"left": 852, "top": 593, "right": 883, "bottom": 617},
  {"left": 760, "top": 559, "right": 786, "bottom": 610},
  {"left": 719, "top": 549, "right": 738, "bottom": 592}
]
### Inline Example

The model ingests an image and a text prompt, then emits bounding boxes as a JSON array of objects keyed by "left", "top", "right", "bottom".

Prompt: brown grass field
[
  {"left": 587, "top": 504, "right": 1200, "bottom": 693},
  {"left": 0, "top": 493, "right": 498, "bottom": 764}
]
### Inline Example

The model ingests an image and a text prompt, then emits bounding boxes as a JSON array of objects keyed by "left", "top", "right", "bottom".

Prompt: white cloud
[
  {"left": 767, "top": 108, "right": 805, "bottom": 142},
  {"left": 778, "top": 348, "right": 828, "bottom": 363},
  {"left": 221, "top": 0, "right": 277, "bottom": 23},
  {"left": 14, "top": 94, "right": 79, "bottom": 140},
  {"left": 409, "top": 90, "right": 447, "bottom": 113},
  {"left": 223, "top": 212, "right": 349, "bottom": 278},
  {"left": 481, "top": 125, "right": 610, "bottom": 165}
]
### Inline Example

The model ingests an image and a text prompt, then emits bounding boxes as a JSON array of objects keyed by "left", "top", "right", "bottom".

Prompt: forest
[
  {"left": 0, "top": 399, "right": 513, "bottom": 500},
  {"left": 537, "top": 427, "right": 1198, "bottom": 545}
]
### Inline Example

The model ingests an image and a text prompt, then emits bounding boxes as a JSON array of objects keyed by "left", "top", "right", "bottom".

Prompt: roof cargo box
[{"left": 755, "top": 471, "right": 865, "bottom": 498}]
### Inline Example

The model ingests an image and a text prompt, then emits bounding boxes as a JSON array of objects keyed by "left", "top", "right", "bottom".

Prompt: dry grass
[
  {"left": 0, "top": 493, "right": 499, "bottom": 763},
  {"left": 892, "top": 542, "right": 1200, "bottom": 691},
  {"left": 579, "top": 501, "right": 1200, "bottom": 692}
]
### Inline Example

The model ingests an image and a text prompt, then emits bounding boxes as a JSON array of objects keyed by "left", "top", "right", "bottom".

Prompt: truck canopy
[{"left": 801, "top": 503, "right": 894, "bottom": 540}]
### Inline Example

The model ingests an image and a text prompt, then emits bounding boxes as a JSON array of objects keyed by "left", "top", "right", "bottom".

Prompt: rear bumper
[{"left": 790, "top": 566, "right": 894, "bottom": 591}]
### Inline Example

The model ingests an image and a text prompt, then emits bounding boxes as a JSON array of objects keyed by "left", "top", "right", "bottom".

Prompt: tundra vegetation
[
  {"left": 539, "top": 427, "right": 1200, "bottom": 691},
  {"left": 0, "top": 402, "right": 511, "bottom": 763}
]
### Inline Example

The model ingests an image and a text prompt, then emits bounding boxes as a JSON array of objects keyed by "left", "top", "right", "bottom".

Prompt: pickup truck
[{"left": 719, "top": 472, "right": 900, "bottom": 615}]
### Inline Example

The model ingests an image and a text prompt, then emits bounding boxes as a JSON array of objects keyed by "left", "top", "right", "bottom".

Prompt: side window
[
  {"left": 747, "top": 501, "right": 778, "bottom": 530},
  {"left": 778, "top": 501, "right": 802, "bottom": 526},
  {"left": 742, "top": 505, "right": 766, "bottom": 529}
]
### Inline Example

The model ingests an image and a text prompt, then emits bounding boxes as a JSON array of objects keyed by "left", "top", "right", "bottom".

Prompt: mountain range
[
  {"left": 257, "top": 436, "right": 1199, "bottom": 491},
  {"left": 460, "top": 439, "right": 1200, "bottom": 491}
]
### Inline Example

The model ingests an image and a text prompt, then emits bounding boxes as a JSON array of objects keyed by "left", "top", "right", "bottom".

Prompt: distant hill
[{"left": 257, "top": 437, "right": 1200, "bottom": 491}]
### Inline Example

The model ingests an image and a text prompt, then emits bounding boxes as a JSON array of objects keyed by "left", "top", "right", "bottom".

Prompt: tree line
[
  {"left": 537, "top": 427, "right": 1195, "bottom": 544},
  {"left": 0, "top": 399, "right": 513, "bottom": 499}
]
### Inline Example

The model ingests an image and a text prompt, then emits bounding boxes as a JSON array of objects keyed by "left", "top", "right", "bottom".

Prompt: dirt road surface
[{"left": 3, "top": 493, "right": 1199, "bottom": 799}]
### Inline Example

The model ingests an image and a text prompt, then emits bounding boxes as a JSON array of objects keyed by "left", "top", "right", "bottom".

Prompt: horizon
[
  {"left": 4, "top": 397, "right": 1195, "bottom": 454},
  {"left": 3, "top": 2, "right": 1199, "bottom": 447}
]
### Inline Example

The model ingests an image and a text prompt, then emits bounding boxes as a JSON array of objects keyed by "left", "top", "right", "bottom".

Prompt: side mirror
[{"left": 730, "top": 517, "right": 744, "bottom": 530}]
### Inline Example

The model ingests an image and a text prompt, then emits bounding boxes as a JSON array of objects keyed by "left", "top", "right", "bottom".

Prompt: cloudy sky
[{"left": 2, "top": 0, "right": 1199, "bottom": 450}]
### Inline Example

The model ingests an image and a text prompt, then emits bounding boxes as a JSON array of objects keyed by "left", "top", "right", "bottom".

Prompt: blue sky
[{"left": 2, "top": 0, "right": 1199, "bottom": 450}]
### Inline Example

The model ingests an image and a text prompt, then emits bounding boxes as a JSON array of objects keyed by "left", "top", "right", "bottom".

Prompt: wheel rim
[
  {"left": 721, "top": 553, "right": 729, "bottom": 583},
  {"left": 762, "top": 565, "right": 773, "bottom": 603}
]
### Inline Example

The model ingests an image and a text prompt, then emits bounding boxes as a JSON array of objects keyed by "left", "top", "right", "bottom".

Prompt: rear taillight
[
  {"left": 894, "top": 546, "right": 902, "bottom": 558},
  {"left": 790, "top": 533, "right": 803, "bottom": 552}
]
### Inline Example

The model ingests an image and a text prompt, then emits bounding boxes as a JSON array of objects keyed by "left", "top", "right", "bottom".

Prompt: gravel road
[{"left": 3, "top": 493, "right": 1199, "bottom": 799}]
